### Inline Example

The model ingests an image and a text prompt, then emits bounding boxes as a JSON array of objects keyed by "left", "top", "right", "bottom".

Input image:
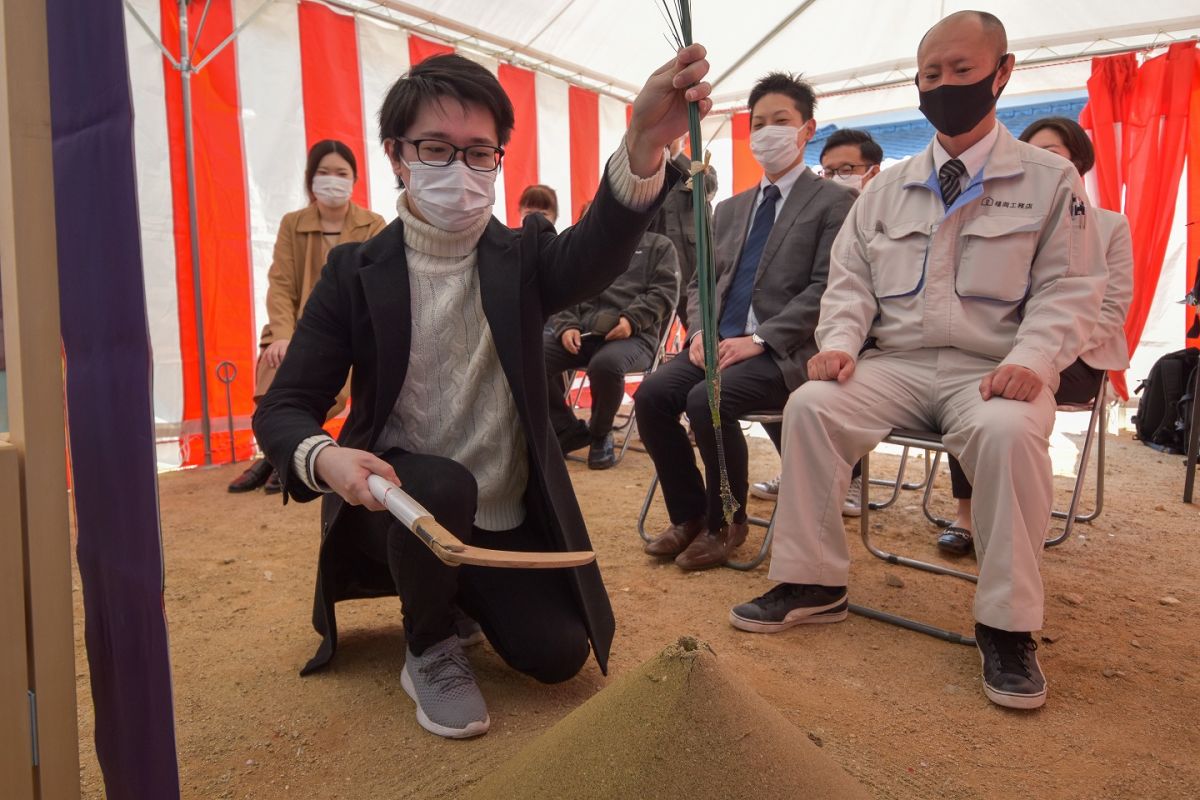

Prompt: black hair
[
  {"left": 748, "top": 72, "right": 816, "bottom": 121},
  {"left": 1018, "top": 116, "right": 1096, "bottom": 176},
  {"left": 378, "top": 54, "right": 515, "bottom": 147},
  {"left": 820, "top": 129, "right": 883, "bottom": 166},
  {"left": 304, "top": 139, "right": 357, "bottom": 202}
]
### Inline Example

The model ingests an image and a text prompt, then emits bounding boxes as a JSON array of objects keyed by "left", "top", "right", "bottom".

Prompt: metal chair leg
[
  {"left": 726, "top": 506, "right": 775, "bottom": 571},
  {"left": 636, "top": 473, "right": 660, "bottom": 543},
  {"left": 1046, "top": 388, "right": 1106, "bottom": 547},
  {"left": 848, "top": 451, "right": 978, "bottom": 646},
  {"left": 1051, "top": 393, "right": 1107, "bottom": 526},
  {"left": 919, "top": 450, "right": 954, "bottom": 528},
  {"left": 867, "top": 446, "right": 911, "bottom": 511}
]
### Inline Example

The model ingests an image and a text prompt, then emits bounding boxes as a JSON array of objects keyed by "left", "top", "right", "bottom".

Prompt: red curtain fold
[
  {"left": 1082, "top": 43, "right": 1197, "bottom": 399},
  {"left": 408, "top": 34, "right": 453, "bottom": 66},
  {"left": 1187, "top": 55, "right": 1200, "bottom": 349},
  {"left": 730, "top": 111, "right": 760, "bottom": 194},
  {"left": 298, "top": 1, "right": 370, "bottom": 209},
  {"left": 498, "top": 63, "right": 539, "bottom": 226},
  {"left": 568, "top": 86, "right": 599, "bottom": 222},
  {"left": 161, "top": 0, "right": 257, "bottom": 465}
]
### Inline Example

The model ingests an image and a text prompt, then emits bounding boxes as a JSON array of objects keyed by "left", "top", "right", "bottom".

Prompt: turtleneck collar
[{"left": 395, "top": 191, "right": 491, "bottom": 259}]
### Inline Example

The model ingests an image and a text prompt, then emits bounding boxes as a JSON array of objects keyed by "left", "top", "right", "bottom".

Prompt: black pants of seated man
[
  {"left": 635, "top": 352, "right": 788, "bottom": 530},
  {"left": 948, "top": 357, "right": 1105, "bottom": 499},
  {"left": 544, "top": 336, "right": 653, "bottom": 439},
  {"left": 352, "top": 448, "right": 590, "bottom": 685}
]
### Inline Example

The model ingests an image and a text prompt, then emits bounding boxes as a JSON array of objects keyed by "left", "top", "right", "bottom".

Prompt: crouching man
[
  {"left": 254, "top": 47, "right": 711, "bottom": 738},
  {"left": 728, "top": 11, "right": 1105, "bottom": 710}
]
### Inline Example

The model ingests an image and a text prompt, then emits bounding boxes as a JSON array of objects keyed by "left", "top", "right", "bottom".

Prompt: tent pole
[{"left": 179, "top": 0, "right": 213, "bottom": 465}]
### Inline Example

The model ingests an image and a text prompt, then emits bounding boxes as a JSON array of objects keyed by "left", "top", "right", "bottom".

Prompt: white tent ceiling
[{"left": 331, "top": 0, "right": 1200, "bottom": 117}]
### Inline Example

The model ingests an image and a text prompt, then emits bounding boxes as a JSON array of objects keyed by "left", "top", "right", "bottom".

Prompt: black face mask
[{"left": 917, "top": 55, "right": 1009, "bottom": 137}]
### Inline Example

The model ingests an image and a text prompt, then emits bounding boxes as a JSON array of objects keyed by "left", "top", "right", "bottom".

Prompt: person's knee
[
  {"left": 970, "top": 401, "right": 1049, "bottom": 452},
  {"left": 379, "top": 450, "right": 477, "bottom": 535},
  {"left": 634, "top": 368, "right": 674, "bottom": 419},
  {"left": 684, "top": 384, "right": 712, "bottom": 428},
  {"left": 505, "top": 623, "right": 590, "bottom": 684}
]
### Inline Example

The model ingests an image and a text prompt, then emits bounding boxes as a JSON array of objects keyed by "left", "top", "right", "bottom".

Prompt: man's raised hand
[{"left": 626, "top": 43, "right": 711, "bottom": 177}]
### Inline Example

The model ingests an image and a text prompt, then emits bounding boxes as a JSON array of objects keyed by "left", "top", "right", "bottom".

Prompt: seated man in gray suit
[{"left": 635, "top": 71, "right": 854, "bottom": 570}]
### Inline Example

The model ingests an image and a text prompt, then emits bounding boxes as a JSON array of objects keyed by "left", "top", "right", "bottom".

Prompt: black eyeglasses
[
  {"left": 819, "top": 164, "right": 870, "bottom": 178},
  {"left": 396, "top": 137, "right": 504, "bottom": 172}
]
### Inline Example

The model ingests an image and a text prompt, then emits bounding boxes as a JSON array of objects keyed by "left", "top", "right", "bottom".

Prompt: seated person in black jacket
[{"left": 545, "top": 223, "right": 679, "bottom": 469}]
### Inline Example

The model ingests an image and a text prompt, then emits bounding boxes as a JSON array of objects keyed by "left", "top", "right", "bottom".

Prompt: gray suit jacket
[{"left": 687, "top": 168, "right": 854, "bottom": 390}]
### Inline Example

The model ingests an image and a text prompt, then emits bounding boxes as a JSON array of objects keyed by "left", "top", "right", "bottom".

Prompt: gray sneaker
[
  {"left": 750, "top": 475, "right": 780, "bottom": 501},
  {"left": 842, "top": 476, "right": 862, "bottom": 517},
  {"left": 401, "top": 636, "right": 490, "bottom": 739}
]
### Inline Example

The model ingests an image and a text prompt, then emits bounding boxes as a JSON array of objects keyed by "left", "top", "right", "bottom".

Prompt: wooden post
[{"left": 0, "top": 0, "right": 82, "bottom": 796}]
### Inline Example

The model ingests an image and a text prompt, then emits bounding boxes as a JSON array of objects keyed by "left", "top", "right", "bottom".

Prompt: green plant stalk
[{"left": 679, "top": 0, "right": 739, "bottom": 522}]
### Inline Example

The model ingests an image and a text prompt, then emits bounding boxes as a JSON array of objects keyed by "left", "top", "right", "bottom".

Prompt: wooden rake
[{"left": 367, "top": 475, "right": 596, "bottom": 569}]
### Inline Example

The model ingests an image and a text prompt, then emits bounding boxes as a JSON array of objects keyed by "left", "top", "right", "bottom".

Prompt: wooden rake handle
[{"left": 366, "top": 475, "right": 596, "bottom": 569}]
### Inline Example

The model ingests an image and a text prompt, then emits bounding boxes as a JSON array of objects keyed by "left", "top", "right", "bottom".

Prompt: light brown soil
[
  {"left": 464, "top": 637, "right": 872, "bottom": 800},
  {"left": 74, "top": 429, "right": 1200, "bottom": 799}
]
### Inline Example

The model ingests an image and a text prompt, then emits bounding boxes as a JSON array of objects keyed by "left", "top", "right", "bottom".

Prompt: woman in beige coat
[{"left": 230, "top": 139, "right": 387, "bottom": 493}]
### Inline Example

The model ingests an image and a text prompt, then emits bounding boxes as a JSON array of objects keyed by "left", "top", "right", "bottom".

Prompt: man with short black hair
[
  {"left": 730, "top": 11, "right": 1106, "bottom": 711},
  {"left": 819, "top": 129, "right": 883, "bottom": 191},
  {"left": 636, "top": 71, "right": 853, "bottom": 571},
  {"left": 255, "top": 47, "right": 712, "bottom": 739}
]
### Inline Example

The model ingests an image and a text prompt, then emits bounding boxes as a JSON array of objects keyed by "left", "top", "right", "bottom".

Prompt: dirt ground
[{"left": 74, "top": 425, "right": 1200, "bottom": 799}]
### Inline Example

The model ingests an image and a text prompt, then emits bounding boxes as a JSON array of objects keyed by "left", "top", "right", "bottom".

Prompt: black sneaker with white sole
[
  {"left": 974, "top": 623, "right": 1047, "bottom": 710},
  {"left": 729, "top": 583, "right": 848, "bottom": 633}
]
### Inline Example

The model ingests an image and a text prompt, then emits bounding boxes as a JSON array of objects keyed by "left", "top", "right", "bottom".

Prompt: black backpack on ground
[{"left": 1132, "top": 347, "right": 1200, "bottom": 454}]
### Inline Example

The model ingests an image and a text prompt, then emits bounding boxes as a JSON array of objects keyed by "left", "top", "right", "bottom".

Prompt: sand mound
[{"left": 464, "top": 637, "right": 873, "bottom": 799}]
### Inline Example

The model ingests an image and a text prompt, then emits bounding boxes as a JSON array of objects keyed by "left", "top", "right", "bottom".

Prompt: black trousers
[
  {"left": 634, "top": 352, "right": 789, "bottom": 529},
  {"left": 353, "top": 449, "right": 590, "bottom": 684},
  {"left": 544, "top": 336, "right": 653, "bottom": 438},
  {"left": 948, "top": 358, "right": 1104, "bottom": 499}
]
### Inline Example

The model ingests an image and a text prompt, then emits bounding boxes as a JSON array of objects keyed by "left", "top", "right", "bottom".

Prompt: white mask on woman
[
  {"left": 750, "top": 125, "right": 803, "bottom": 174},
  {"left": 403, "top": 160, "right": 497, "bottom": 232},
  {"left": 311, "top": 175, "right": 354, "bottom": 206}
]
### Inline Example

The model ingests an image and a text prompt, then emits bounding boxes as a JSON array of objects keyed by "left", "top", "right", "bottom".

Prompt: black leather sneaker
[
  {"left": 587, "top": 433, "right": 615, "bottom": 470},
  {"left": 975, "top": 623, "right": 1047, "bottom": 709},
  {"left": 729, "top": 583, "right": 848, "bottom": 633}
]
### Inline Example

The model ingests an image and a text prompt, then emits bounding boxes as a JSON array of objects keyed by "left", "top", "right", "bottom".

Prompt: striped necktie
[{"left": 939, "top": 158, "right": 966, "bottom": 207}]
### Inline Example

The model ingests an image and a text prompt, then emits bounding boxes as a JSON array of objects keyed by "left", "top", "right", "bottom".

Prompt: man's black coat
[{"left": 253, "top": 164, "right": 678, "bottom": 676}]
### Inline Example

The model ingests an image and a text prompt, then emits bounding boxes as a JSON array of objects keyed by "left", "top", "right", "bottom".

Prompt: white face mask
[
  {"left": 831, "top": 173, "right": 864, "bottom": 192},
  {"left": 750, "top": 125, "right": 803, "bottom": 174},
  {"left": 403, "top": 159, "right": 496, "bottom": 232},
  {"left": 311, "top": 175, "right": 353, "bottom": 206}
]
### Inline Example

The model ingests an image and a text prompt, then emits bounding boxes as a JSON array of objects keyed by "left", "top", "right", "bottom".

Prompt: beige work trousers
[{"left": 768, "top": 347, "right": 1055, "bottom": 632}]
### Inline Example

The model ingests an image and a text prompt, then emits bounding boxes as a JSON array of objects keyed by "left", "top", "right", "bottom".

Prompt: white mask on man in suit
[
  {"left": 750, "top": 125, "right": 805, "bottom": 174},
  {"left": 831, "top": 173, "right": 864, "bottom": 192},
  {"left": 402, "top": 158, "right": 497, "bottom": 232}
]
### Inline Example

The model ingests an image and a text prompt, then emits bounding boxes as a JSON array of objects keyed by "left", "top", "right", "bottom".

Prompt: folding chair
[
  {"left": 562, "top": 316, "right": 679, "bottom": 467},
  {"left": 848, "top": 373, "right": 1112, "bottom": 645},
  {"left": 636, "top": 410, "right": 781, "bottom": 571}
]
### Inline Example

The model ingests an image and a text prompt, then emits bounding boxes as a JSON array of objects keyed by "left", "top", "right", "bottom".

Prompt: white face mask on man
[
  {"left": 403, "top": 159, "right": 497, "bottom": 232},
  {"left": 750, "top": 124, "right": 804, "bottom": 174},
  {"left": 312, "top": 175, "right": 354, "bottom": 206},
  {"left": 831, "top": 173, "right": 864, "bottom": 192}
]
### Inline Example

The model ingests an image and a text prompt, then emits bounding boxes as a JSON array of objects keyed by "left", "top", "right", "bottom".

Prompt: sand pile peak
[{"left": 464, "top": 636, "right": 873, "bottom": 800}]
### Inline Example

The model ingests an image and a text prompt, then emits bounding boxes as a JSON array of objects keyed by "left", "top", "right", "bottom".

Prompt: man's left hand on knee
[{"left": 980, "top": 364, "right": 1044, "bottom": 402}]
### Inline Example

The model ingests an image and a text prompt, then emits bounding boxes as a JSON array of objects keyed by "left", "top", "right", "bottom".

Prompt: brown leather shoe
[
  {"left": 643, "top": 518, "right": 704, "bottom": 557},
  {"left": 675, "top": 521, "right": 749, "bottom": 570}
]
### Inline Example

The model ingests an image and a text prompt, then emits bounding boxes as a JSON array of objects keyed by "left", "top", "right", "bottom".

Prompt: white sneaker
[
  {"left": 750, "top": 475, "right": 781, "bottom": 501},
  {"left": 842, "top": 476, "right": 862, "bottom": 517}
]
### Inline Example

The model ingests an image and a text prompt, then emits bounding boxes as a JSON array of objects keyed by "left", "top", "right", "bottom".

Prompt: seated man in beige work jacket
[{"left": 727, "top": 10, "right": 1106, "bottom": 712}]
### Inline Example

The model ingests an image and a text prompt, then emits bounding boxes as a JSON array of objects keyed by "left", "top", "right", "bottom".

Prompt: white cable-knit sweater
[
  {"left": 375, "top": 201, "right": 528, "bottom": 530},
  {"left": 292, "top": 141, "right": 666, "bottom": 530}
]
